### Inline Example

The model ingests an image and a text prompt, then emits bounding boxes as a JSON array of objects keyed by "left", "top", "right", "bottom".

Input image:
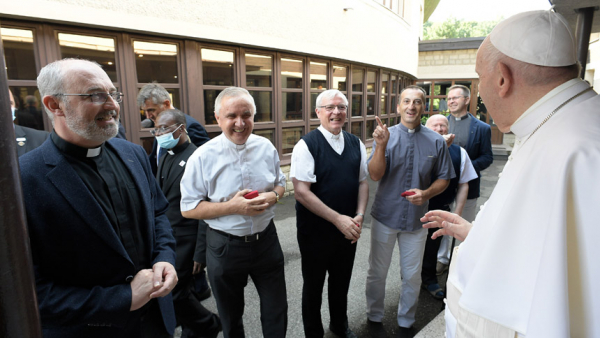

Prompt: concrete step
[{"left": 492, "top": 144, "right": 512, "bottom": 160}]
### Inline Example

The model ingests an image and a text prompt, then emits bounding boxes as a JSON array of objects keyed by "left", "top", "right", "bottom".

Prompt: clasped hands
[
  {"left": 130, "top": 261, "right": 178, "bottom": 311},
  {"left": 335, "top": 214, "right": 363, "bottom": 244}
]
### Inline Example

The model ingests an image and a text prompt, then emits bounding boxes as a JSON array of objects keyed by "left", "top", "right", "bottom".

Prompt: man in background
[
  {"left": 154, "top": 108, "right": 221, "bottom": 338},
  {"left": 9, "top": 89, "right": 49, "bottom": 156},
  {"left": 137, "top": 83, "right": 210, "bottom": 175},
  {"left": 437, "top": 84, "right": 493, "bottom": 274},
  {"left": 421, "top": 114, "right": 477, "bottom": 300}
]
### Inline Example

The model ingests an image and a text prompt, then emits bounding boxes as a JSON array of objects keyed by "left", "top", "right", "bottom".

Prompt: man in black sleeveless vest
[
  {"left": 421, "top": 114, "right": 477, "bottom": 300},
  {"left": 291, "top": 89, "right": 369, "bottom": 338}
]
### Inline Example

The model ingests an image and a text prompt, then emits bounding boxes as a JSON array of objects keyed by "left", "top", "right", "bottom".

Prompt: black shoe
[
  {"left": 367, "top": 319, "right": 387, "bottom": 337},
  {"left": 397, "top": 326, "right": 414, "bottom": 338},
  {"left": 330, "top": 326, "right": 358, "bottom": 338}
]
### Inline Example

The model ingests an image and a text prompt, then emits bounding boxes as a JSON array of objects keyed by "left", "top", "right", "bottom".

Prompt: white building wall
[
  {"left": 1, "top": 0, "right": 422, "bottom": 76},
  {"left": 417, "top": 49, "right": 478, "bottom": 79}
]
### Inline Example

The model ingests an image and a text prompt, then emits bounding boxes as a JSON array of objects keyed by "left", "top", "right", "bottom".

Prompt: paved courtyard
[{"left": 179, "top": 158, "right": 507, "bottom": 338}]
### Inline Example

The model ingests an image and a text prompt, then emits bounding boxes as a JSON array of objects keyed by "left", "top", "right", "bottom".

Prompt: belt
[{"left": 210, "top": 222, "right": 272, "bottom": 243}]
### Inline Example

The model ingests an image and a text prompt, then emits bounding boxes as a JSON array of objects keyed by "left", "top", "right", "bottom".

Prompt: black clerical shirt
[{"left": 50, "top": 131, "right": 150, "bottom": 271}]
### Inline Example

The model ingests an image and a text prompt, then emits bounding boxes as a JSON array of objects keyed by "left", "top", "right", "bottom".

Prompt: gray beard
[{"left": 65, "top": 107, "right": 119, "bottom": 144}]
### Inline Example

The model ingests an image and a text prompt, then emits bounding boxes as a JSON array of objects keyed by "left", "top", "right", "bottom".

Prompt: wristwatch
[
  {"left": 273, "top": 190, "right": 280, "bottom": 202},
  {"left": 356, "top": 212, "right": 365, "bottom": 217}
]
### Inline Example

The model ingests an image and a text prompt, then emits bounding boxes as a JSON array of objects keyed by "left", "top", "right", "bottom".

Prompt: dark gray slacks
[{"left": 207, "top": 221, "right": 288, "bottom": 338}]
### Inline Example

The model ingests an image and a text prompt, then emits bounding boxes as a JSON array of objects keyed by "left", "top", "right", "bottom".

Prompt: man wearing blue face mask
[
  {"left": 9, "top": 89, "right": 49, "bottom": 157},
  {"left": 154, "top": 108, "right": 222, "bottom": 338}
]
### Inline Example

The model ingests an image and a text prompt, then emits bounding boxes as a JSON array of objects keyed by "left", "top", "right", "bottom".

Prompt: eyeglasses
[
  {"left": 447, "top": 96, "right": 465, "bottom": 102},
  {"left": 56, "top": 92, "right": 123, "bottom": 104},
  {"left": 150, "top": 123, "right": 182, "bottom": 136},
  {"left": 317, "top": 105, "right": 347, "bottom": 112}
]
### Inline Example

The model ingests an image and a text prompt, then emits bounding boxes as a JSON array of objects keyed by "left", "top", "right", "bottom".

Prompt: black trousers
[
  {"left": 297, "top": 230, "right": 357, "bottom": 337},
  {"left": 421, "top": 204, "right": 451, "bottom": 286},
  {"left": 172, "top": 225, "right": 221, "bottom": 337},
  {"left": 207, "top": 221, "right": 288, "bottom": 338}
]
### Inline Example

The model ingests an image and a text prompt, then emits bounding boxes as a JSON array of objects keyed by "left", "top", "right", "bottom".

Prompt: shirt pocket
[{"left": 419, "top": 155, "right": 436, "bottom": 176}]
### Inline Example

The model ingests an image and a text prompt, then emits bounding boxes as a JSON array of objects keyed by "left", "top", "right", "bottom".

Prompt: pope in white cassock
[{"left": 421, "top": 9, "right": 600, "bottom": 338}]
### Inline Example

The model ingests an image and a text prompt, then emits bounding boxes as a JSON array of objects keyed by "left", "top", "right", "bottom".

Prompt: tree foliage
[{"left": 423, "top": 17, "right": 502, "bottom": 40}]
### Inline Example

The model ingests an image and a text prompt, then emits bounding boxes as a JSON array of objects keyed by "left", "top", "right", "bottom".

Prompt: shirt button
[
  {"left": 125, "top": 275, "right": 134, "bottom": 282},
  {"left": 498, "top": 173, "right": 503, "bottom": 178},
  {"left": 508, "top": 156, "right": 513, "bottom": 161}
]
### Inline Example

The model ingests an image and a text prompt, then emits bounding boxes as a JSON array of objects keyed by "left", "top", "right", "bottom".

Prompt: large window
[
  {"left": 246, "top": 52, "right": 275, "bottom": 144},
  {"left": 417, "top": 79, "right": 476, "bottom": 119},
  {"left": 2, "top": 26, "right": 45, "bottom": 131},
  {"left": 59, "top": 33, "right": 117, "bottom": 82},
  {"left": 309, "top": 61, "right": 328, "bottom": 119},
  {"left": 201, "top": 48, "right": 235, "bottom": 125},
  {"left": 1, "top": 19, "right": 416, "bottom": 162}
]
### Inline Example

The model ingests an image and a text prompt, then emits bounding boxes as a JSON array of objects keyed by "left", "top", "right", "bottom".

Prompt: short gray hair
[
  {"left": 157, "top": 108, "right": 186, "bottom": 127},
  {"left": 37, "top": 58, "right": 103, "bottom": 121},
  {"left": 448, "top": 84, "right": 470, "bottom": 98},
  {"left": 137, "top": 83, "right": 171, "bottom": 108},
  {"left": 315, "top": 89, "right": 348, "bottom": 107},
  {"left": 214, "top": 87, "right": 256, "bottom": 116}
]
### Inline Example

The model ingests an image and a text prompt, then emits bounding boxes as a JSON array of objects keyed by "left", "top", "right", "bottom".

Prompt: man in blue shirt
[{"left": 366, "top": 85, "right": 454, "bottom": 336}]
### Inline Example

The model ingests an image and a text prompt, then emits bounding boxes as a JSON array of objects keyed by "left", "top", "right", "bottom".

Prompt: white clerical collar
[
  {"left": 452, "top": 113, "right": 469, "bottom": 121},
  {"left": 399, "top": 123, "right": 420, "bottom": 134},
  {"left": 513, "top": 78, "right": 580, "bottom": 126},
  {"left": 86, "top": 147, "right": 102, "bottom": 157},
  {"left": 317, "top": 125, "right": 342, "bottom": 140},
  {"left": 220, "top": 133, "right": 248, "bottom": 151},
  {"left": 511, "top": 78, "right": 586, "bottom": 138}
]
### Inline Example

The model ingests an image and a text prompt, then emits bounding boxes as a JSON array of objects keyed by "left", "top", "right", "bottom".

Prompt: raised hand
[
  {"left": 373, "top": 116, "right": 390, "bottom": 145},
  {"left": 420, "top": 209, "right": 472, "bottom": 242}
]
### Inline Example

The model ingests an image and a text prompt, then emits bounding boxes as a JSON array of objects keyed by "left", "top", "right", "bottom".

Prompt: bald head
[{"left": 425, "top": 114, "right": 449, "bottom": 135}]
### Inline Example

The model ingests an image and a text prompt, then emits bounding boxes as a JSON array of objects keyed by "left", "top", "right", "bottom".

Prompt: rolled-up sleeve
[{"left": 180, "top": 150, "right": 207, "bottom": 212}]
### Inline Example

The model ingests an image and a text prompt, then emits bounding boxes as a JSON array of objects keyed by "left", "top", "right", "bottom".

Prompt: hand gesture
[
  {"left": 373, "top": 116, "right": 390, "bottom": 145},
  {"left": 443, "top": 133, "right": 455, "bottom": 148},
  {"left": 334, "top": 214, "right": 361, "bottom": 243},
  {"left": 230, "top": 189, "right": 270, "bottom": 216},
  {"left": 420, "top": 210, "right": 472, "bottom": 242}
]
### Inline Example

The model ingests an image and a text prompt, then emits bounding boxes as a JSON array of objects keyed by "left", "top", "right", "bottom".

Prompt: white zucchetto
[{"left": 490, "top": 10, "right": 577, "bottom": 67}]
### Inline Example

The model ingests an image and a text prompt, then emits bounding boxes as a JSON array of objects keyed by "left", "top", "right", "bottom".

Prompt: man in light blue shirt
[
  {"left": 366, "top": 85, "right": 454, "bottom": 336},
  {"left": 180, "top": 87, "right": 287, "bottom": 338}
]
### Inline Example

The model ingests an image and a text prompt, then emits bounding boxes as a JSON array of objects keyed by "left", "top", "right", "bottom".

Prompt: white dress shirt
[
  {"left": 457, "top": 147, "right": 477, "bottom": 184},
  {"left": 290, "top": 126, "right": 368, "bottom": 183},
  {"left": 180, "top": 133, "right": 286, "bottom": 236}
]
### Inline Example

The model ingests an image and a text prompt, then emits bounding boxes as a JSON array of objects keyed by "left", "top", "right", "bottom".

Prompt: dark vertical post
[
  {"left": 575, "top": 7, "right": 595, "bottom": 79},
  {"left": 0, "top": 21, "right": 43, "bottom": 337}
]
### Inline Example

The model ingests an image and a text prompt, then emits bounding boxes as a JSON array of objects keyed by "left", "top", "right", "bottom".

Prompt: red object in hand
[
  {"left": 401, "top": 191, "right": 416, "bottom": 197},
  {"left": 244, "top": 190, "right": 259, "bottom": 199}
]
